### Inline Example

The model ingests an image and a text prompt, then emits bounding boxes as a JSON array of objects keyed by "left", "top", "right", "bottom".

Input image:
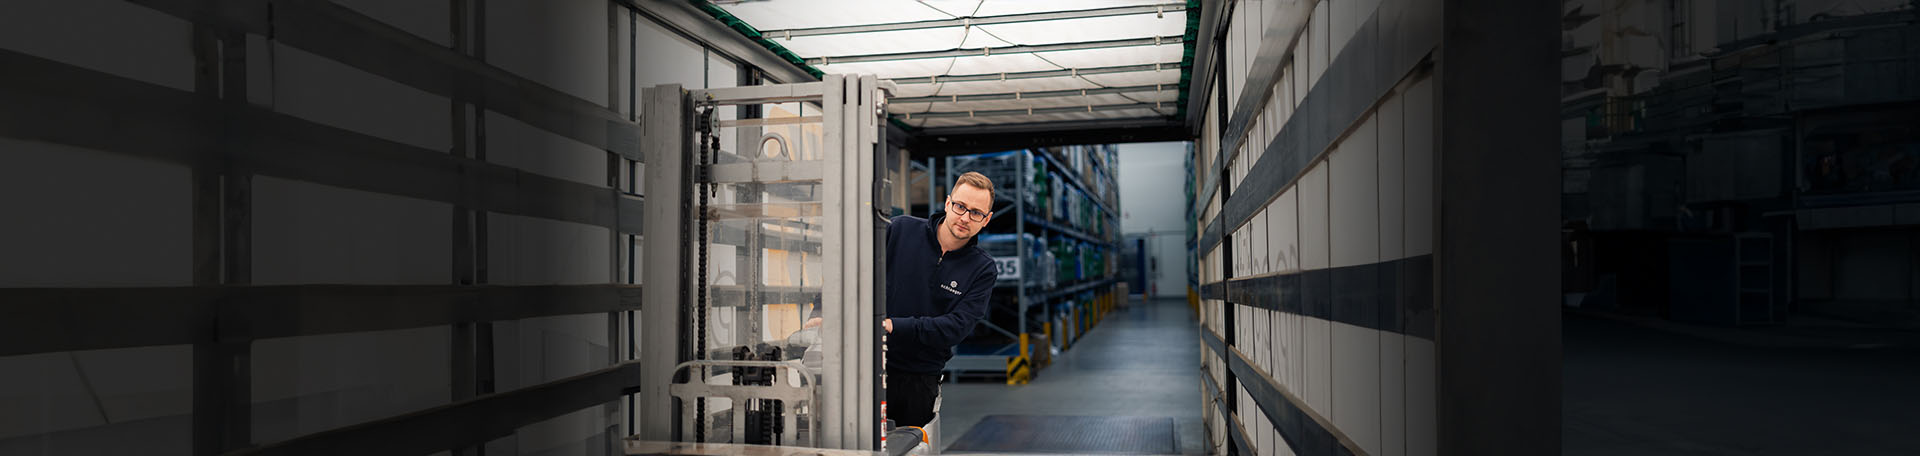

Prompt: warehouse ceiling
[{"left": 703, "top": 0, "right": 1197, "bottom": 147}]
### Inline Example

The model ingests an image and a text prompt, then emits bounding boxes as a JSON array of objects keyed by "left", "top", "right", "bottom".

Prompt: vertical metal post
[
  {"left": 639, "top": 84, "right": 688, "bottom": 442},
  {"left": 624, "top": 6, "right": 640, "bottom": 440},
  {"left": 192, "top": 26, "right": 252, "bottom": 456},
  {"left": 604, "top": 15, "right": 625, "bottom": 454},
  {"left": 1436, "top": 0, "right": 1561, "bottom": 452},
  {"left": 859, "top": 74, "right": 883, "bottom": 450},
  {"left": 1016, "top": 152, "right": 1028, "bottom": 358},
  {"left": 819, "top": 75, "right": 846, "bottom": 449},
  {"left": 1210, "top": 32, "right": 1237, "bottom": 456},
  {"left": 926, "top": 157, "right": 937, "bottom": 217},
  {"left": 819, "top": 74, "right": 886, "bottom": 450},
  {"left": 872, "top": 77, "right": 894, "bottom": 450},
  {"left": 737, "top": 66, "right": 766, "bottom": 354}
]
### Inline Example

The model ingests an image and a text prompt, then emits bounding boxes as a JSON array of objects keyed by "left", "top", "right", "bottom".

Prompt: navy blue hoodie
[{"left": 886, "top": 213, "right": 997, "bottom": 374}]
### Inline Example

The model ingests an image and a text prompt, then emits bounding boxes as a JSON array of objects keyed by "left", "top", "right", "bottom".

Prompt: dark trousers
[{"left": 888, "top": 371, "right": 942, "bottom": 428}]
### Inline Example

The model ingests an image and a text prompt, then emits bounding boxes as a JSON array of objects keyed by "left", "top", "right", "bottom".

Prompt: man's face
[{"left": 944, "top": 183, "right": 994, "bottom": 240}]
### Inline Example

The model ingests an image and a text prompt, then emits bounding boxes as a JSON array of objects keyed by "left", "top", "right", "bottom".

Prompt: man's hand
[{"left": 883, "top": 318, "right": 893, "bottom": 333}]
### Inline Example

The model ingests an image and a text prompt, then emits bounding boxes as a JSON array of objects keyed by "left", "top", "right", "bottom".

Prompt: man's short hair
[{"left": 953, "top": 172, "right": 995, "bottom": 201}]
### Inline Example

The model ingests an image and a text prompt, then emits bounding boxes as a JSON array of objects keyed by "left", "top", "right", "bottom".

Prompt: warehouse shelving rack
[{"left": 940, "top": 145, "right": 1122, "bottom": 382}]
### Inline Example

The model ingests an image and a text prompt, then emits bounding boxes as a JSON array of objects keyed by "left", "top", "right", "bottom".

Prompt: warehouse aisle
[{"left": 938, "top": 297, "right": 1205, "bottom": 455}]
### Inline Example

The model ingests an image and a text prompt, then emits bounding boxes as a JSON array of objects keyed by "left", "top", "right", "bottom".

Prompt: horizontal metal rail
[
  {"left": 232, "top": 361, "right": 646, "bottom": 456},
  {"left": 1037, "top": 277, "right": 1118, "bottom": 302},
  {"left": 891, "top": 84, "right": 1175, "bottom": 105},
  {"left": 128, "top": 0, "right": 642, "bottom": 159},
  {"left": 889, "top": 62, "right": 1181, "bottom": 85},
  {"left": 899, "top": 101, "right": 1173, "bottom": 120},
  {"left": 0, "top": 48, "right": 643, "bottom": 235},
  {"left": 760, "top": 3, "right": 1186, "bottom": 38},
  {"left": 0, "top": 284, "right": 642, "bottom": 357},
  {"left": 807, "top": 35, "right": 1186, "bottom": 65}
]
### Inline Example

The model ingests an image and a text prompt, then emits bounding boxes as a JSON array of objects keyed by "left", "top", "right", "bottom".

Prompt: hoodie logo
[
  {"left": 949, "top": 281, "right": 958, "bottom": 288},
  {"left": 940, "top": 280, "right": 964, "bottom": 296}
]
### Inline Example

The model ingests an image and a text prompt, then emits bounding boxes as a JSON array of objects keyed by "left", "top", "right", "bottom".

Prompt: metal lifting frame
[{"left": 637, "top": 75, "right": 894, "bottom": 451}]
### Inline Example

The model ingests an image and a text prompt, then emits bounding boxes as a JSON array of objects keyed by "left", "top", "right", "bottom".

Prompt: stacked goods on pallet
[
  {"left": 977, "top": 233, "right": 1052, "bottom": 289},
  {"left": 947, "top": 150, "right": 1016, "bottom": 202},
  {"left": 1049, "top": 234, "right": 1079, "bottom": 285},
  {"left": 1050, "top": 178, "right": 1068, "bottom": 221},
  {"left": 1079, "top": 190, "right": 1089, "bottom": 231},
  {"left": 948, "top": 150, "right": 1045, "bottom": 209},
  {"left": 1030, "top": 153, "right": 1050, "bottom": 217}
]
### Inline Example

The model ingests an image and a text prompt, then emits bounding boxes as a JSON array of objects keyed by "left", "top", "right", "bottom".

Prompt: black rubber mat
[{"left": 946, "top": 415, "right": 1175, "bottom": 454}]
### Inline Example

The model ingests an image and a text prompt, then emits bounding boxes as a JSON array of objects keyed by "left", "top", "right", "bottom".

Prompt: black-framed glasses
[{"left": 948, "top": 200, "right": 990, "bottom": 222}]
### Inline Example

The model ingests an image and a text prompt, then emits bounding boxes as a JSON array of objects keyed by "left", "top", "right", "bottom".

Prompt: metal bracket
[{"left": 669, "top": 359, "right": 818, "bottom": 446}]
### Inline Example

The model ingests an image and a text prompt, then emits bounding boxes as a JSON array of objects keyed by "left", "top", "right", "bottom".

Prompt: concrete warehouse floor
[{"left": 937, "top": 297, "right": 1206, "bottom": 455}]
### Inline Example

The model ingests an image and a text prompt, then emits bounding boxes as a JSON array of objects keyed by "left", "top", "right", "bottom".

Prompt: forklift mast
[{"left": 636, "top": 75, "right": 897, "bottom": 452}]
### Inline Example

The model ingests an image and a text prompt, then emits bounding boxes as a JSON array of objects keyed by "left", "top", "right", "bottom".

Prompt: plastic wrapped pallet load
[{"left": 948, "top": 150, "right": 1029, "bottom": 203}]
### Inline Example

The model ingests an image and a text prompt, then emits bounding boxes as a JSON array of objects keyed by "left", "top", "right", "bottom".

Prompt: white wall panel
[
  {"left": 1253, "top": 402, "right": 1270, "bottom": 455},
  {"left": 1273, "top": 188, "right": 1300, "bottom": 274},
  {"left": 636, "top": 16, "right": 706, "bottom": 89},
  {"left": 1405, "top": 337, "right": 1437, "bottom": 456},
  {"left": 332, "top": 0, "right": 452, "bottom": 47},
  {"left": 1255, "top": 206, "right": 1271, "bottom": 275},
  {"left": 251, "top": 327, "right": 452, "bottom": 445},
  {"left": 0, "top": 345, "right": 192, "bottom": 447},
  {"left": 616, "top": 8, "right": 632, "bottom": 117},
  {"left": 251, "top": 176, "right": 452, "bottom": 285},
  {"left": 1403, "top": 77, "right": 1435, "bottom": 256},
  {"left": 273, "top": 43, "right": 453, "bottom": 153},
  {"left": 1329, "top": 115, "right": 1379, "bottom": 268},
  {"left": 1292, "top": 40, "right": 1309, "bottom": 108},
  {"left": 484, "top": 110, "right": 612, "bottom": 187},
  {"left": 1227, "top": 3, "right": 1244, "bottom": 105},
  {"left": 1233, "top": 226, "right": 1246, "bottom": 278},
  {"left": 1381, "top": 332, "right": 1407, "bottom": 456},
  {"left": 485, "top": 213, "right": 612, "bottom": 285},
  {"left": 1302, "top": 315, "right": 1332, "bottom": 418},
  {"left": 513, "top": 406, "right": 612, "bottom": 455},
  {"left": 0, "top": 139, "right": 191, "bottom": 287},
  {"left": 486, "top": 0, "right": 610, "bottom": 106},
  {"left": 1265, "top": 309, "right": 1280, "bottom": 377},
  {"left": 1332, "top": 0, "right": 1385, "bottom": 59},
  {"left": 0, "top": 0, "right": 195, "bottom": 92},
  {"left": 1271, "top": 309, "right": 1290, "bottom": 395},
  {"left": 1379, "top": 94, "right": 1406, "bottom": 261},
  {"left": 1332, "top": 322, "right": 1381, "bottom": 455},
  {"left": 1299, "top": 165, "right": 1330, "bottom": 270},
  {"left": 1258, "top": 309, "right": 1273, "bottom": 377},
  {"left": 1309, "top": 4, "right": 1328, "bottom": 87}
]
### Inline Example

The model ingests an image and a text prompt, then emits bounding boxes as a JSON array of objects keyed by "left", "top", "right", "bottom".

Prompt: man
[
  {"left": 799, "top": 172, "right": 996, "bottom": 427},
  {"left": 881, "top": 171, "right": 998, "bottom": 428}
]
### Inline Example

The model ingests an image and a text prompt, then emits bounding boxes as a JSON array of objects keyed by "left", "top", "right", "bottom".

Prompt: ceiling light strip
[
  {"left": 888, "top": 62, "right": 1179, "bottom": 85},
  {"left": 906, "top": 101, "right": 1171, "bottom": 119},
  {"left": 804, "top": 35, "right": 1185, "bottom": 65},
  {"left": 889, "top": 84, "right": 1172, "bottom": 104}
]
